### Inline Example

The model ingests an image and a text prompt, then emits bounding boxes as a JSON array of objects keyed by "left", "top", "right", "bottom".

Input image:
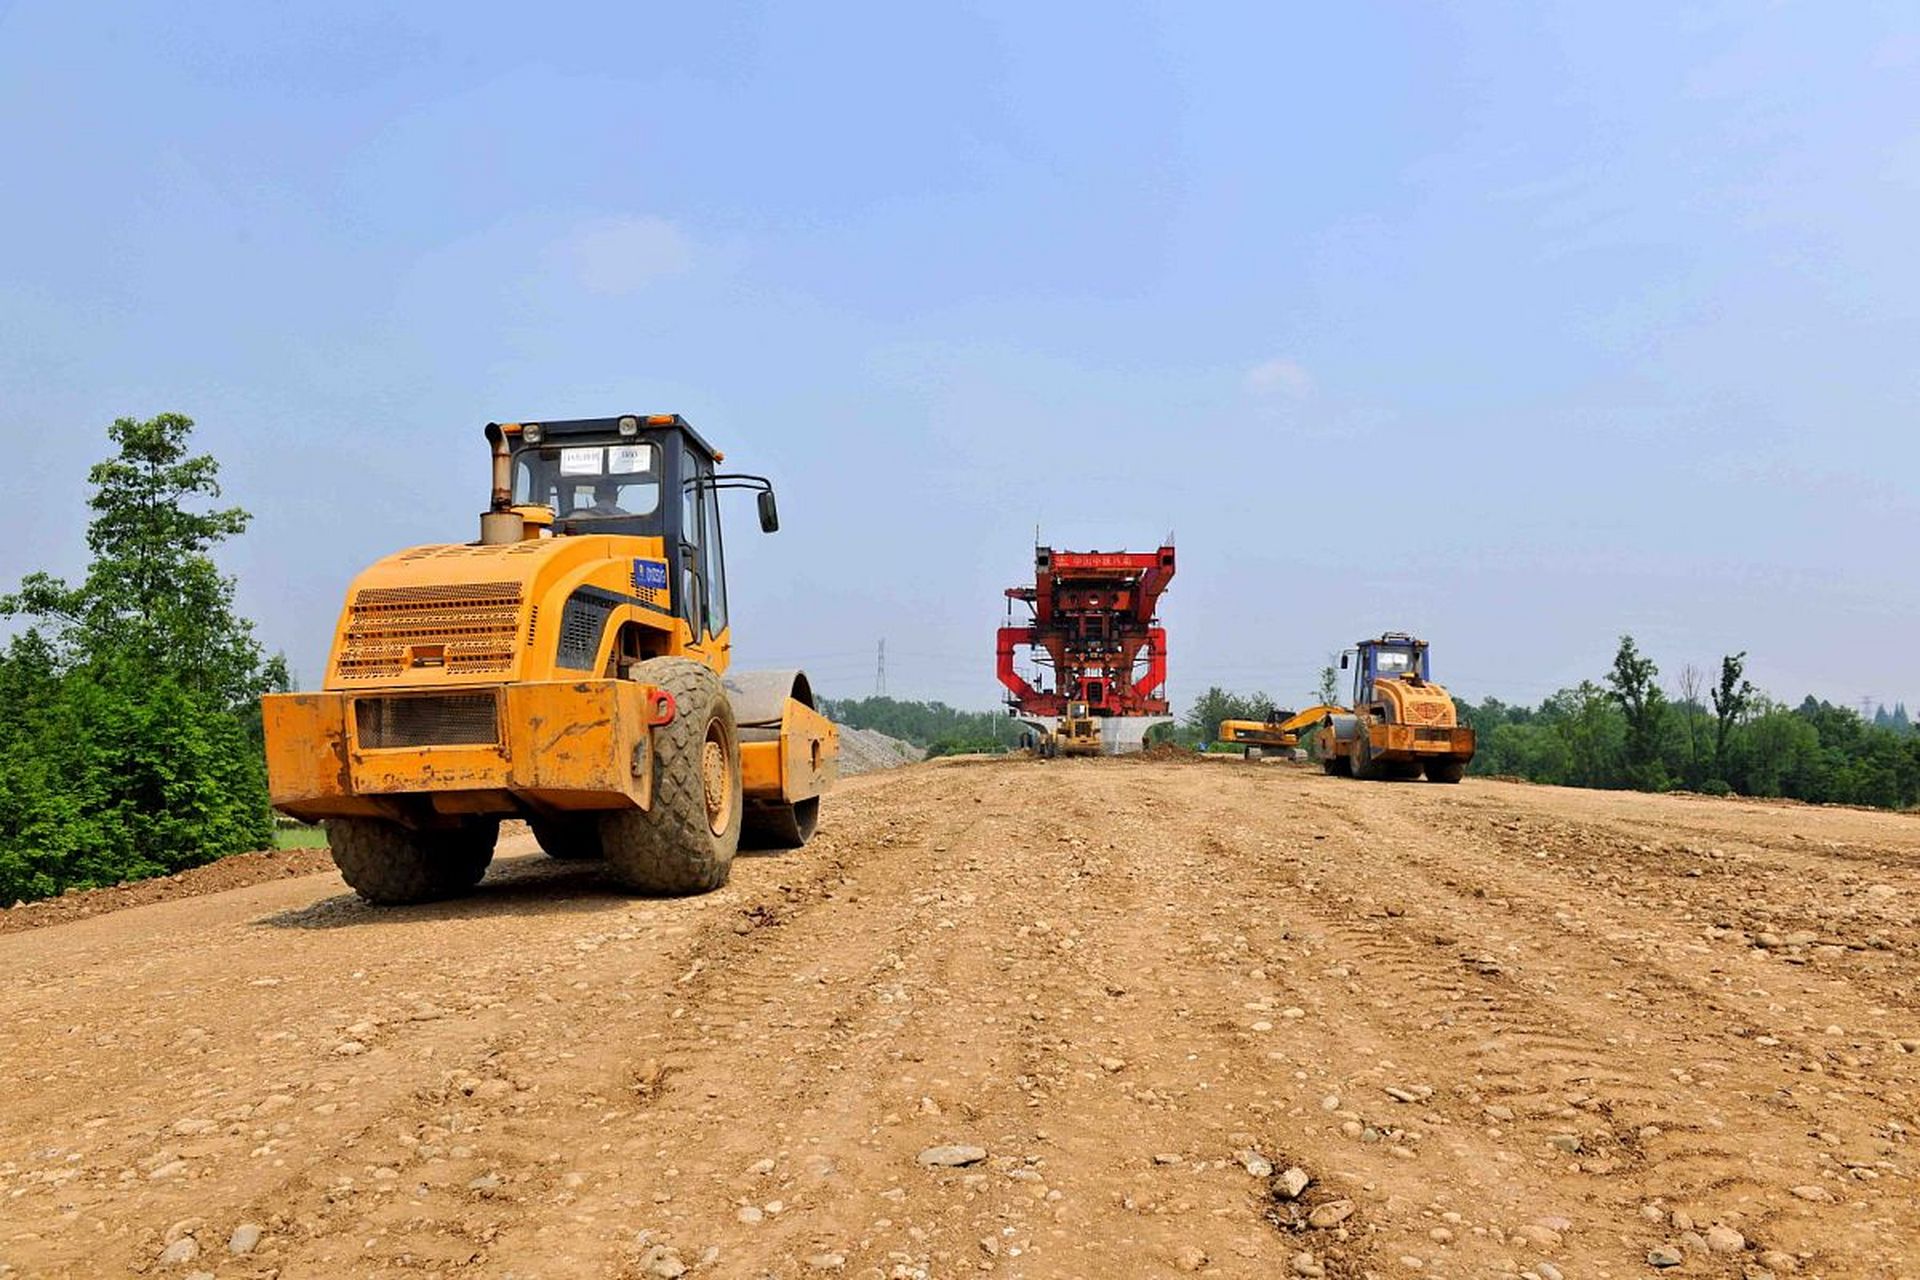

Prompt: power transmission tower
[{"left": 875, "top": 638, "right": 887, "bottom": 698}]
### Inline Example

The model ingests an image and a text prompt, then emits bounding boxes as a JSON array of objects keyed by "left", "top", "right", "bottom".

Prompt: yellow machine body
[
  {"left": 262, "top": 417, "right": 836, "bottom": 830},
  {"left": 1313, "top": 633, "right": 1475, "bottom": 782},
  {"left": 1218, "top": 704, "right": 1344, "bottom": 758},
  {"left": 1055, "top": 702, "right": 1103, "bottom": 757},
  {"left": 1327, "top": 700, "right": 1477, "bottom": 762}
]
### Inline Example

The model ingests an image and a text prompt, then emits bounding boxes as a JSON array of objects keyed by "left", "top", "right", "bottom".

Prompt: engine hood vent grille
[{"left": 336, "top": 581, "right": 524, "bottom": 681}]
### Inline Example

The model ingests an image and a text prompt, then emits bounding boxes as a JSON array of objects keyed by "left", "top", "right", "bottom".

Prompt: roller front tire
[{"left": 601, "top": 658, "right": 742, "bottom": 895}]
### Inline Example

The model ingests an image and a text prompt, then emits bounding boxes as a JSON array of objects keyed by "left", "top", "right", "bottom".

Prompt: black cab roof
[{"left": 492, "top": 414, "right": 722, "bottom": 461}]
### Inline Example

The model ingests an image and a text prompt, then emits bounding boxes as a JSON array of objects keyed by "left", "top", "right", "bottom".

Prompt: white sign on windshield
[
  {"left": 559, "top": 447, "right": 603, "bottom": 476},
  {"left": 608, "top": 445, "right": 652, "bottom": 475}
]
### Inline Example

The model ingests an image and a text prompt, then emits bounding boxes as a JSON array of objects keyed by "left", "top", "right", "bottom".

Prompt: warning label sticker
[{"left": 559, "top": 447, "right": 603, "bottom": 476}]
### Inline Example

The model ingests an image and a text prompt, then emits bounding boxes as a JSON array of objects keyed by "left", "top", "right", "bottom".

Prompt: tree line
[
  {"left": 0, "top": 415, "right": 285, "bottom": 904},
  {"left": 1465, "top": 637, "right": 1920, "bottom": 808},
  {"left": 818, "top": 695, "right": 1025, "bottom": 757}
]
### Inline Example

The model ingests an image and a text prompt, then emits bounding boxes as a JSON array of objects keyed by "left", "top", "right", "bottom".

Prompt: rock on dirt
[
  {"left": 916, "top": 1144, "right": 988, "bottom": 1167},
  {"left": 638, "top": 1245, "right": 686, "bottom": 1278},
  {"left": 1273, "top": 1166, "right": 1311, "bottom": 1200},
  {"left": 156, "top": 1237, "right": 199, "bottom": 1267},
  {"left": 1705, "top": 1224, "right": 1746, "bottom": 1253}
]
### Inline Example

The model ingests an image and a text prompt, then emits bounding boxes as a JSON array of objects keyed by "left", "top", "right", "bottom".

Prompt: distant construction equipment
[
  {"left": 1218, "top": 634, "right": 1474, "bottom": 782},
  {"left": 997, "top": 544, "right": 1175, "bottom": 755},
  {"left": 1034, "top": 700, "right": 1103, "bottom": 758},
  {"left": 1218, "top": 705, "right": 1338, "bottom": 759},
  {"left": 1316, "top": 632, "right": 1475, "bottom": 782}
]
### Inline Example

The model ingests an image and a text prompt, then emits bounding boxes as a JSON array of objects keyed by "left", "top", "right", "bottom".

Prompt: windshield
[
  {"left": 1373, "top": 648, "right": 1417, "bottom": 677},
  {"left": 512, "top": 442, "right": 662, "bottom": 522}
]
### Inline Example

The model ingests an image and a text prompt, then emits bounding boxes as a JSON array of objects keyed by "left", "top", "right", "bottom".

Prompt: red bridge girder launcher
[{"left": 996, "top": 545, "right": 1175, "bottom": 720}]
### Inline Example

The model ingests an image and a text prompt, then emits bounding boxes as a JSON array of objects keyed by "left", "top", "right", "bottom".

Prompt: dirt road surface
[{"left": 3, "top": 759, "right": 1916, "bottom": 1280}]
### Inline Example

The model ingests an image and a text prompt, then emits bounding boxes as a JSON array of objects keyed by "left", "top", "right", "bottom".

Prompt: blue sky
[{"left": 1, "top": 2, "right": 1915, "bottom": 713}]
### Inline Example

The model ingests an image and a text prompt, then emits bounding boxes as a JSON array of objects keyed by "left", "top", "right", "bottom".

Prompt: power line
[{"left": 875, "top": 638, "right": 887, "bottom": 698}]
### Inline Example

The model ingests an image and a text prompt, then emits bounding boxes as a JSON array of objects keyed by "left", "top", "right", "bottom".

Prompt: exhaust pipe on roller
[{"left": 479, "top": 423, "right": 524, "bottom": 545}]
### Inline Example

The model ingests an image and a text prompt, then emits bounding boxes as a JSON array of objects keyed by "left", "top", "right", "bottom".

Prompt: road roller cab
[{"left": 262, "top": 414, "right": 838, "bottom": 904}]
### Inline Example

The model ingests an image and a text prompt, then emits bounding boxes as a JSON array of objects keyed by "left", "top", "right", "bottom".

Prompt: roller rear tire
[
  {"left": 327, "top": 817, "right": 497, "bottom": 905},
  {"left": 601, "top": 658, "right": 742, "bottom": 895},
  {"left": 1425, "top": 759, "right": 1467, "bottom": 784}
]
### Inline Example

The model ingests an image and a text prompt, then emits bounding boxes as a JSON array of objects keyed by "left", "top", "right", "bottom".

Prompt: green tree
[
  {"left": 1181, "top": 687, "right": 1275, "bottom": 746},
  {"left": 1605, "top": 635, "right": 1669, "bottom": 790},
  {"left": 0, "top": 414, "right": 283, "bottom": 902},
  {"left": 1315, "top": 660, "right": 1340, "bottom": 708},
  {"left": 1674, "top": 663, "right": 1708, "bottom": 789},
  {"left": 1728, "top": 701, "right": 1821, "bottom": 799},
  {"left": 5, "top": 413, "right": 286, "bottom": 704},
  {"left": 818, "top": 695, "right": 1023, "bottom": 751},
  {"left": 1480, "top": 720, "right": 1572, "bottom": 782},
  {"left": 1710, "top": 651, "right": 1753, "bottom": 782},
  {"left": 1539, "top": 680, "right": 1626, "bottom": 788}
]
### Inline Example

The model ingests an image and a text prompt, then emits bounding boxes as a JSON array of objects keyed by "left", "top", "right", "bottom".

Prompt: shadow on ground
[{"left": 257, "top": 854, "right": 658, "bottom": 929}]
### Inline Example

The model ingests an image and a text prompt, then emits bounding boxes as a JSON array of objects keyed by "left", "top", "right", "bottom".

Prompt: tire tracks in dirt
[{"left": 2, "top": 760, "right": 1916, "bottom": 1279}]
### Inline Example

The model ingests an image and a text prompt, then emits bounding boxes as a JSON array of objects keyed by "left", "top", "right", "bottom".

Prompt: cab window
[
  {"left": 681, "top": 446, "right": 707, "bottom": 637},
  {"left": 513, "top": 443, "right": 661, "bottom": 520},
  {"left": 1374, "top": 649, "right": 1415, "bottom": 676},
  {"left": 704, "top": 461, "right": 728, "bottom": 635}
]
